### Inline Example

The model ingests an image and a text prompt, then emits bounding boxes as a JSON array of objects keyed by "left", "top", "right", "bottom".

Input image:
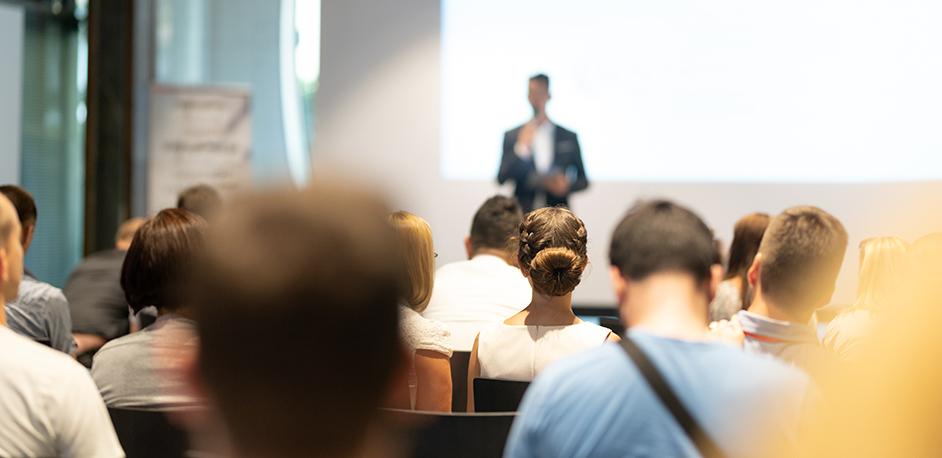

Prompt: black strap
[{"left": 620, "top": 337, "right": 726, "bottom": 458}]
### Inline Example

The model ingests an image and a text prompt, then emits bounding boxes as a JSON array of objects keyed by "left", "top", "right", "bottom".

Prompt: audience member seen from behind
[
  {"left": 0, "top": 185, "right": 74, "bottom": 353},
  {"left": 389, "top": 211, "right": 453, "bottom": 412},
  {"left": 468, "top": 207, "right": 616, "bottom": 408},
  {"left": 187, "top": 186, "right": 406, "bottom": 457},
  {"left": 67, "top": 217, "right": 147, "bottom": 363},
  {"left": 506, "top": 200, "right": 811, "bottom": 458},
  {"left": 823, "top": 237, "right": 907, "bottom": 362},
  {"left": 422, "top": 195, "right": 531, "bottom": 351},
  {"left": 177, "top": 184, "right": 222, "bottom": 220},
  {"left": 91, "top": 209, "right": 206, "bottom": 409},
  {"left": 0, "top": 194, "right": 123, "bottom": 457},
  {"left": 737, "top": 206, "right": 848, "bottom": 374},
  {"left": 800, "top": 233, "right": 942, "bottom": 458},
  {"left": 709, "top": 212, "right": 770, "bottom": 321}
]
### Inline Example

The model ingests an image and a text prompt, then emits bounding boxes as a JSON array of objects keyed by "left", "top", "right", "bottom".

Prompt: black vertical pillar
[{"left": 84, "top": 0, "right": 134, "bottom": 254}]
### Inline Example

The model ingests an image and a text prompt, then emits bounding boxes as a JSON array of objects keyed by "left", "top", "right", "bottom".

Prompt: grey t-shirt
[
  {"left": 5, "top": 274, "right": 75, "bottom": 353},
  {"left": 91, "top": 314, "right": 201, "bottom": 410}
]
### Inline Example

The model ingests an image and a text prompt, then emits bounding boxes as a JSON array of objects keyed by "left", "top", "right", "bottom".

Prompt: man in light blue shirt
[
  {"left": 506, "top": 200, "right": 811, "bottom": 458},
  {"left": 1, "top": 185, "right": 74, "bottom": 353}
]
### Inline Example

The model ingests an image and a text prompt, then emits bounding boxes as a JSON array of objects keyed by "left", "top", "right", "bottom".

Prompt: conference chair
[
  {"left": 450, "top": 351, "right": 471, "bottom": 412},
  {"left": 473, "top": 378, "right": 530, "bottom": 412},
  {"left": 385, "top": 409, "right": 516, "bottom": 458},
  {"left": 598, "top": 316, "right": 625, "bottom": 336},
  {"left": 108, "top": 408, "right": 190, "bottom": 458}
]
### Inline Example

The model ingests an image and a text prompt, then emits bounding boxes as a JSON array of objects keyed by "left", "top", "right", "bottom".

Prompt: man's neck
[
  {"left": 623, "top": 275, "right": 710, "bottom": 341},
  {"left": 471, "top": 248, "right": 515, "bottom": 266},
  {"left": 747, "top": 294, "right": 813, "bottom": 325}
]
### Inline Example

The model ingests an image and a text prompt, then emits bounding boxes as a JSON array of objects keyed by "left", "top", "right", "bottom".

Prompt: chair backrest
[
  {"left": 599, "top": 316, "right": 625, "bottom": 337},
  {"left": 473, "top": 378, "right": 530, "bottom": 413},
  {"left": 385, "top": 409, "right": 516, "bottom": 458},
  {"left": 450, "top": 351, "right": 471, "bottom": 412},
  {"left": 108, "top": 408, "right": 190, "bottom": 458}
]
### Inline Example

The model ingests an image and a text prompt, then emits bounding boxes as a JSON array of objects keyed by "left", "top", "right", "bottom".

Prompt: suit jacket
[{"left": 497, "top": 123, "right": 589, "bottom": 212}]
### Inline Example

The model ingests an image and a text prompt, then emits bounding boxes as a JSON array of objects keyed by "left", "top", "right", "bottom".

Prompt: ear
[
  {"left": 747, "top": 253, "right": 762, "bottom": 288},
  {"left": 22, "top": 224, "right": 34, "bottom": 252},
  {"left": 708, "top": 264, "right": 723, "bottom": 302},
  {"left": 464, "top": 236, "right": 474, "bottom": 260},
  {"left": 609, "top": 266, "right": 628, "bottom": 307},
  {"left": 0, "top": 246, "right": 7, "bottom": 294}
]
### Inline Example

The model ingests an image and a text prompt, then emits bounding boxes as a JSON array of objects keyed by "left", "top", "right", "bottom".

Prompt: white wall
[
  {"left": 0, "top": 3, "right": 23, "bottom": 184},
  {"left": 315, "top": 0, "right": 942, "bottom": 306}
]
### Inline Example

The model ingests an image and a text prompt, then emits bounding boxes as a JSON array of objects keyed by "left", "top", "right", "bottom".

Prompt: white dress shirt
[
  {"left": 422, "top": 254, "right": 532, "bottom": 351},
  {"left": 0, "top": 326, "right": 123, "bottom": 457},
  {"left": 532, "top": 121, "right": 555, "bottom": 174}
]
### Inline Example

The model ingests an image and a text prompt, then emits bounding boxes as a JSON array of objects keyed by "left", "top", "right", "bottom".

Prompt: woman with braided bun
[{"left": 467, "top": 207, "right": 617, "bottom": 410}]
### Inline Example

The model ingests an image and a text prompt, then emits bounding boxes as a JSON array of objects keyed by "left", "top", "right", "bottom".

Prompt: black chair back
[
  {"left": 386, "top": 409, "right": 516, "bottom": 458},
  {"left": 599, "top": 316, "right": 625, "bottom": 337},
  {"left": 108, "top": 408, "right": 189, "bottom": 458},
  {"left": 473, "top": 378, "right": 530, "bottom": 412},
  {"left": 450, "top": 351, "right": 471, "bottom": 412}
]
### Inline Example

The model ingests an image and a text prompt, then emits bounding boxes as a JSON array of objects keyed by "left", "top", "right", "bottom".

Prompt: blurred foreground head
[
  {"left": 190, "top": 184, "right": 403, "bottom": 457},
  {"left": 801, "top": 233, "right": 942, "bottom": 457}
]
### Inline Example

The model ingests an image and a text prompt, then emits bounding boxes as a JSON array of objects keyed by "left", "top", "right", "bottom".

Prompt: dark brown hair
[
  {"left": 518, "top": 207, "right": 587, "bottom": 296},
  {"left": 724, "top": 212, "right": 771, "bottom": 305},
  {"left": 609, "top": 200, "right": 715, "bottom": 283},
  {"left": 0, "top": 185, "right": 36, "bottom": 242},
  {"left": 190, "top": 185, "right": 403, "bottom": 457},
  {"left": 121, "top": 208, "right": 206, "bottom": 313},
  {"left": 470, "top": 195, "right": 523, "bottom": 254},
  {"left": 758, "top": 206, "right": 848, "bottom": 310}
]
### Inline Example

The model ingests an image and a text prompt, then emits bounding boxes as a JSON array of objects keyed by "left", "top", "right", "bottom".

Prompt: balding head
[
  {"left": 0, "top": 185, "right": 36, "bottom": 252},
  {"left": 0, "top": 195, "right": 24, "bottom": 317}
]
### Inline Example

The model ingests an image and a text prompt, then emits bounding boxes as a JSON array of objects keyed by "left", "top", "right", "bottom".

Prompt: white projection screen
[
  {"left": 442, "top": 0, "right": 942, "bottom": 182},
  {"left": 316, "top": 0, "right": 942, "bottom": 307}
]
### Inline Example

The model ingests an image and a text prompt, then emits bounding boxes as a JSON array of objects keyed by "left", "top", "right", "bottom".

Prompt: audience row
[{"left": 0, "top": 180, "right": 939, "bottom": 457}]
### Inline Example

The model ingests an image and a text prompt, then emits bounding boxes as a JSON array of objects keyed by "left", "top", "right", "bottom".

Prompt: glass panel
[
  {"left": 19, "top": 9, "right": 86, "bottom": 287},
  {"left": 153, "top": 0, "right": 318, "bottom": 184}
]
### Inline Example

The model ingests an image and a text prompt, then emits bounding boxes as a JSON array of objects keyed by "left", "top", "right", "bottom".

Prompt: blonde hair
[
  {"left": 854, "top": 236, "right": 908, "bottom": 310},
  {"left": 389, "top": 211, "right": 435, "bottom": 312}
]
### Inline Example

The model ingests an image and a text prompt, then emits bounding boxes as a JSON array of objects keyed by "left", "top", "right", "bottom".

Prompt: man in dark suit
[{"left": 497, "top": 74, "right": 589, "bottom": 212}]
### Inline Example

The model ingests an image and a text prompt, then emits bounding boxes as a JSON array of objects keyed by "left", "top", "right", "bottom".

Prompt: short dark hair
[
  {"left": 530, "top": 73, "right": 550, "bottom": 90},
  {"left": 518, "top": 207, "right": 588, "bottom": 296},
  {"left": 725, "top": 212, "right": 771, "bottom": 305},
  {"left": 121, "top": 208, "right": 206, "bottom": 313},
  {"left": 190, "top": 184, "right": 403, "bottom": 457},
  {"left": 758, "top": 206, "right": 847, "bottom": 309},
  {"left": 470, "top": 195, "right": 523, "bottom": 254},
  {"left": 0, "top": 185, "right": 37, "bottom": 227},
  {"left": 609, "top": 200, "right": 715, "bottom": 283},
  {"left": 176, "top": 184, "right": 222, "bottom": 220}
]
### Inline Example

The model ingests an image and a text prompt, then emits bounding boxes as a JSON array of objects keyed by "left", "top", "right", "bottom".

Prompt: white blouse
[
  {"left": 477, "top": 321, "right": 612, "bottom": 381},
  {"left": 400, "top": 306, "right": 453, "bottom": 357}
]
